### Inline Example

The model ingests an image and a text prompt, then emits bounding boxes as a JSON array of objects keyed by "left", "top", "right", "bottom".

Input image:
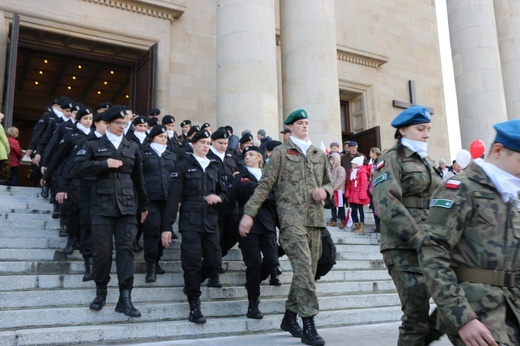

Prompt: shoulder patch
[
  {"left": 170, "top": 172, "right": 179, "bottom": 178},
  {"left": 77, "top": 149, "right": 87, "bottom": 156},
  {"left": 445, "top": 179, "right": 462, "bottom": 189},
  {"left": 287, "top": 149, "right": 298, "bottom": 155},
  {"left": 430, "top": 199, "right": 454, "bottom": 208},
  {"left": 372, "top": 173, "right": 388, "bottom": 187},
  {"left": 240, "top": 177, "right": 251, "bottom": 183},
  {"left": 376, "top": 160, "right": 385, "bottom": 170}
]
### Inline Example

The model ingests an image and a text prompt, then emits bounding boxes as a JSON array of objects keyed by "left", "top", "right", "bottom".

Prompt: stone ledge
[{"left": 83, "top": 0, "right": 186, "bottom": 21}]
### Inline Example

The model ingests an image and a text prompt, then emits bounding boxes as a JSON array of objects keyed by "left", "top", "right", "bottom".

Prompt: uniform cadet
[
  {"left": 72, "top": 105, "right": 149, "bottom": 318},
  {"left": 147, "top": 117, "right": 158, "bottom": 134},
  {"left": 281, "top": 128, "right": 292, "bottom": 143},
  {"left": 207, "top": 128, "right": 240, "bottom": 286},
  {"left": 162, "top": 115, "right": 181, "bottom": 153},
  {"left": 225, "top": 125, "right": 239, "bottom": 154},
  {"left": 126, "top": 116, "right": 148, "bottom": 146},
  {"left": 180, "top": 119, "right": 192, "bottom": 145},
  {"left": 239, "top": 109, "right": 333, "bottom": 346},
  {"left": 232, "top": 133, "right": 254, "bottom": 169},
  {"left": 161, "top": 128, "right": 227, "bottom": 324},
  {"left": 148, "top": 108, "right": 160, "bottom": 119},
  {"left": 418, "top": 119, "right": 520, "bottom": 346},
  {"left": 122, "top": 107, "right": 134, "bottom": 135},
  {"left": 232, "top": 145, "right": 278, "bottom": 319},
  {"left": 96, "top": 101, "right": 112, "bottom": 114},
  {"left": 371, "top": 106, "right": 443, "bottom": 345},
  {"left": 140, "top": 125, "right": 178, "bottom": 283},
  {"left": 176, "top": 125, "right": 200, "bottom": 160},
  {"left": 201, "top": 122, "right": 212, "bottom": 134}
]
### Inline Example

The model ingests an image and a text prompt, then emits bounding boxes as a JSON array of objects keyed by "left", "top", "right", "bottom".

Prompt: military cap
[
  {"left": 148, "top": 108, "right": 160, "bottom": 116},
  {"left": 187, "top": 125, "right": 201, "bottom": 137},
  {"left": 349, "top": 141, "right": 358, "bottom": 147},
  {"left": 96, "top": 102, "right": 113, "bottom": 110},
  {"left": 201, "top": 122, "right": 211, "bottom": 130},
  {"left": 101, "top": 106, "right": 125, "bottom": 122},
  {"left": 162, "top": 115, "right": 175, "bottom": 125},
  {"left": 240, "top": 133, "right": 254, "bottom": 145},
  {"left": 61, "top": 101, "right": 73, "bottom": 109},
  {"left": 266, "top": 140, "right": 282, "bottom": 152},
  {"left": 211, "top": 129, "right": 229, "bottom": 140},
  {"left": 391, "top": 105, "right": 431, "bottom": 128},
  {"left": 180, "top": 120, "right": 192, "bottom": 127},
  {"left": 281, "top": 128, "right": 291, "bottom": 135},
  {"left": 191, "top": 129, "right": 211, "bottom": 143},
  {"left": 132, "top": 116, "right": 147, "bottom": 126},
  {"left": 52, "top": 96, "right": 70, "bottom": 106},
  {"left": 93, "top": 111, "right": 104, "bottom": 123},
  {"left": 284, "top": 109, "right": 308, "bottom": 125},
  {"left": 148, "top": 125, "right": 167, "bottom": 140},
  {"left": 71, "top": 102, "right": 82, "bottom": 112},
  {"left": 494, "top": 119, "right": 520, "bottom": 153},
  {"left": 76, "top": 106, "right": 92, "bottom": 119},
  {"left": 147, "top": 117, "right": 159, "bottom": 127},
  {"left": 243, "top": 146, "right": 262, "bottom": 155}
]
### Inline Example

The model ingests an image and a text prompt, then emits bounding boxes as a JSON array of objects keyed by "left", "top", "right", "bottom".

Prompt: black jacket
[
  {"left": 140, "top": 146, "right": 178, "bottom": 201},
  {"left": 207, "top": 149, "right": 239, "bottom": 190}
]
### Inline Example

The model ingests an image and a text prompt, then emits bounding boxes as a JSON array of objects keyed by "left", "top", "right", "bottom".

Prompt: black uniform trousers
[
  {"left": 91, "top": 214, "right": 137, "bottom": 289},
  {"left": 142, "top": 200, "right": 165, "bottom": 263},
  {"left": 78, "top": 180, "right": 93, "bottom": 257},
  {"left": 239, "top": 231, "right": 278, "bottom": 299},
  {"left": 218, "top": 203, "right": 240, "bottom": 257},
  {"left": 181, "top": 230, "right": 221, "bottom": 301},
  {"left": 65, "top": 179, "right": 80, "bottom": 240}
]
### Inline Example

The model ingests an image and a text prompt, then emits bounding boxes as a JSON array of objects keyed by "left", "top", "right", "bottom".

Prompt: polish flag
[
  {"left": 320, "top": 141, "right": 330, "bottom": 155},
  {"left": 445, "top": 179, "right": 462, "bottom": 189}
]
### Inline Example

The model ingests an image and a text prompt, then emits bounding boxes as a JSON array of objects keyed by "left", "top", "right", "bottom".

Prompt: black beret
[
  {"left": 101, "top": 106, "right": 125, "bottom": 122},
  {"left": 71, "top": 102, "right": 82, "bottom": 112},
  {"left": 132, "top": 116, "right": 147, "bottom": 126},
  {"left": 96, "top": 102, "right": 113, "bottom": 110},
  {"left": 187, "top": 125, "right": 201, "bottom": 137},
  {"left": 77, "top": 106, "right": 93, "bottom": 119},
  {"left": 281, "top": 128, "right": 291, "bottom": 134},
  {"left": 211, "top": 129, "right": 229, "bottom": 140},
  {"left": 60, "top": 101, "right": 73, "bottom": 109},
  {"left": 148, "top": 108, "right": 160, "bottom": 116},
  {"left": 52, "top": 96, "right": 71, "bottom": 106},
  {"left": 162, "top": 115, "right": 175, "bottom": 125},
  {"left": 201, "top": 122, "right": 211, "bottom": 129},
  {"left": 240, "top": 133, "right": 254, "bottom": 145},
  {"left": 265, "top": 140, "right": 282, "bottom": 152},
  {"left": 148, "top": 125, "right": 167, "bottom": 140},
  {"left": 190, "top": 129, "right": 211, "bottom": 143},
  {"left": 180, "top": 120, "right": 192, "bottom": 127},
  {"left": 243, "top": 146, "right": 262, "bottom": 155},
  {"left": 147, "top": 117, "right": 159, "bottom": 127},
  {"left": 93, "top": 111, "right": 104, "bottom": 123}
]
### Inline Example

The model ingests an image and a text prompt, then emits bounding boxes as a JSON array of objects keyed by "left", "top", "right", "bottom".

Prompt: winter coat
[
  {"left": 329, "top": 152, "right": 346, "bottom": 192},
  {"left": 0, "top": 125, "right": 9, "bottom": 161},
  {"left": 345, "top": 165, "right": 369, "bottom": 205},
  {"left": 8, "top": 137, "right": 22, "bottom": 168}
]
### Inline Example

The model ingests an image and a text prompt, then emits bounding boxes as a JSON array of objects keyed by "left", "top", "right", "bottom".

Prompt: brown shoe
[
  {"left": 339, "top": 220, "right": 346, "bottom": 229},
  {"left": 328, "top": 221, "right": 337, "bottom": 227}
]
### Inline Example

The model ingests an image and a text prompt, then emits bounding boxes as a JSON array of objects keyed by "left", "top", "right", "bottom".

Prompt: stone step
[{"left": 0, "top": 305, "right": 404, "bottom": 346}]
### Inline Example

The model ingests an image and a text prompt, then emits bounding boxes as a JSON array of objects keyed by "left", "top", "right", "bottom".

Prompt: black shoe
[
  {"left": 61, "top": 235, "right": 76, "bottom": 255},
  {"left": 247, "top": 297, "right": 263, "bottom": 319},
  {"left": 280, "top": 309, "right": 303, "bottom": 338},
  {"left": 82, "top": 257, "right": 93, "bottom": 282},
  {"left": 269, "top": 277, "right": 282, "bottom": 286},
  {"left": 301, "top": 316, "right": 325, "bottom": 346},
  {"left": 58, "top": 219, "right": 67, "bottom": 237},
  {"left": 89, "top": 285, "right": 107, "bottom": 311},
  {"left": 145, "top": 262, "right": 156, "bottom": 283},
  {"left": 40, "top": 185, "right": 49, "bottom": 198},
  {"left": 52, "top": 203, "right": 60, "bottom": 219},
  {"left": 207, "top": 276, "right": 222, "bottom": 288},
  {"left": 188, "top": 299, "right": 206, "bottom": 324},
  {"left": 218, "top": 266, "right": 226, "bottom": 274},
  {"left": 115, "top": 289, "right": 141, "bottom": 317},
  {"left": 155, "top": 262, "right": 166, "bottom": 275}
]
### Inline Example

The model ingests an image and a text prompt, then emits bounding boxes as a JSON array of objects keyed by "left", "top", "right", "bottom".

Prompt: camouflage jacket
[
  {"left": 243, "top": 138, "right": 333, "bottom": 229},
  {"left": 372, "top": 144, "right": 441, "bottom": 251},
  {"left": 418, "top": 162, "right": 520, "bottom": 335}
]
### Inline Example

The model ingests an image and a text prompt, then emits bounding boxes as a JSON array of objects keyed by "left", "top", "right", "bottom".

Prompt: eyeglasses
[{"left": 112, "top": 121, "right": 128, "bottom": 126}]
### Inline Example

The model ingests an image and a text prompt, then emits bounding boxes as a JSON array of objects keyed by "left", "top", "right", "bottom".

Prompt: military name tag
[
  {"left": 97, "top": 148, "right": 108, "bottom": 152},
  {"left": 170, "top": 172, "right": 179, "bottom": 178},
  {"left": 430, "top": 199, "right": 454, "bottom": 208},
  {"left": 372, "top": 173, "right": 388, "bottom": 187},
  {"left": 287, "top": 149, "right": 298, "bottom": 155}
]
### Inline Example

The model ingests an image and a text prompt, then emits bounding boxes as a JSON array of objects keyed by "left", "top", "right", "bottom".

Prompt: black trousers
[
  {"left": 181, "top": 231, "right": 221, "bottom": 301},
  {"left": 219, "top": 205, "right": 240, "bottom": 257},
  {"left": 142, "top": 200, "right": 165, "bottom": 263},
  {"left": 65, "top": 179, "right": 80, "bottom": 239},
  {"left": 78, "top": 180, "right": 93, "bottom": 257},
  {"left": 239, "top": 232, "right": 278, "bottom": 299},
  {"left": 91, "top": 214, "right": 137, "bottom": 289}
]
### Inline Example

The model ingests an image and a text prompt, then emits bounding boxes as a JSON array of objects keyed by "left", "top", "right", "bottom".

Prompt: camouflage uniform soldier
[
  {"left": 239, "top": 109, "right": 333, "bottom": 346},
  {"left": 372, "top": 106, "right": 443, "bottom": 345},
  {"left": 419, "top": 119, "right": 520, "bottom": 346}
]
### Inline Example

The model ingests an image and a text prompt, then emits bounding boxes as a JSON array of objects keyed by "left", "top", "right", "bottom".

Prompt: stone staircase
[{"left": 0, "top": 186, "right": 401, "bottom": 345}]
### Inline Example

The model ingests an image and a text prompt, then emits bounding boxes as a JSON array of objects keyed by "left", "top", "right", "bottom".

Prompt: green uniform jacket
[
  {"left": 419, "top": 162, "right": 520, "bottom": 336},
  {"left": 243, "top": 139, "right": 333, "bottom": 229},
  {"left": 372, "top": 145, "right": 441, "bottom": 251},
  {"left": 0, "top": 125, "right": 9, "bottom": 161}
]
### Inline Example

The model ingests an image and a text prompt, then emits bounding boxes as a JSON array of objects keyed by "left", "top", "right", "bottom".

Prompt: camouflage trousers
[
  {"left": 383, "top": 250, "right": 443, "bottom": 346},
  {"left": 279, "top": 225, "right": 322, "bottom": 317}
]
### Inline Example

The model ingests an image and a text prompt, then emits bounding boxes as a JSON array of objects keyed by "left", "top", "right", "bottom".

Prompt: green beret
[{"left": 284, "top": 109, "right": 308, "bottom": 125}]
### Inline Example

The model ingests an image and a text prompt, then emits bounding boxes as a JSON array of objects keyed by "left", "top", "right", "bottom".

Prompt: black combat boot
[
  {"left": 145, "top": 262, "right": 156, "bottom": 283},
  {"left": 188, "top": 299, "right": 206, "bottom": 324},
  {"left": 115, "top": 289, "right": 141, "bottom": 317},
  {"left": 61, "top": 234, "right": 76, "bottom": 255},
  {"left": 155, "top": 261, "right": 166, "bottom": 275},
  {"left": 40, "top": 184, "right": 49, "bottom": 198},
  {"left": 58, "top": 219, "right": 67, "bottom": 237},
  {"left": 301, "top": 316, "right": 325, "bottom": 346},
  {"left": 207, "top": 274, "right": 222, "bottom": 288},
  {"left": 89, "top": 284, "right": 107, "bottom": 311},
  {"left": 247, "top": 297, "right": 263, "bottom": 319},
  {"left": 52, "top": 202, "right": 60, "bottom": 219},
  {"left": 82, "top": 257, "right": 93, "bottom": 282},
  {"left": 280, "top": 309, "right": 303, "bottom": 337}
]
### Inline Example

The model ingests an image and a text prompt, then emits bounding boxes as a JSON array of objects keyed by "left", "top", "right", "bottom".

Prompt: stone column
[
  {"left": 494, "top": 1, "right": 520, "bottom": 120},
  {"left": 447, "top": 0, "right": 507, "bottom": 150},
  {"left": 216, "top": 0, "right": 278, "bottom": 142},
  {"left": 279, "top": 0, "right": 341, "bottom": 146},
  {"left": 0, "top": 7, "right": 8, "bottom": 108}
]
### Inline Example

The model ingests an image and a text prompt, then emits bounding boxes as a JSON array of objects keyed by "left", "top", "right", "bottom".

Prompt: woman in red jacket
[
  {"left": 345, "top": 156, "right": 369, "bottom": 233},
  {"left": 7, "top": 127, "right": 23, "bottom": 186}
]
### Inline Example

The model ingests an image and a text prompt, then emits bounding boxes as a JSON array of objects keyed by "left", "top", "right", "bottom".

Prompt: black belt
[
  {"left": 183, "top": 196, "right": 206, "bottom": 202},
  {"left": 100, "top": 172, "right": 131, "bottom": 179},
  {"left": 453, "top": 268, "right": 520, "bottom": 288},
  {"left": 402, "top": 197, "right": 430, "bottom": 209}
]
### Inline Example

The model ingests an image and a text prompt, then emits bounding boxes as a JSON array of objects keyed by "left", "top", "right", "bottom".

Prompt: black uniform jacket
[
  {"left": 140, "top": 146, "right": 178, "bottom": 201},
  {"left": 72, "top": 135, "right": 148, "bottom": 217},
  {"left": 162, "top": 154, "right": 227, "bottom": 233},
  {"left": 207, "top": 149, "right": 238, "bottom": 190}
]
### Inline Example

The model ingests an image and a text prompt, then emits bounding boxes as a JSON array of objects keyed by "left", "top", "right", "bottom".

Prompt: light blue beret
[
  {"left": 391, "top": 106, "right": 431, "bottom": 128},
  {"left": 494, "top": 119, "right": 520, "bottom": 153}
]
